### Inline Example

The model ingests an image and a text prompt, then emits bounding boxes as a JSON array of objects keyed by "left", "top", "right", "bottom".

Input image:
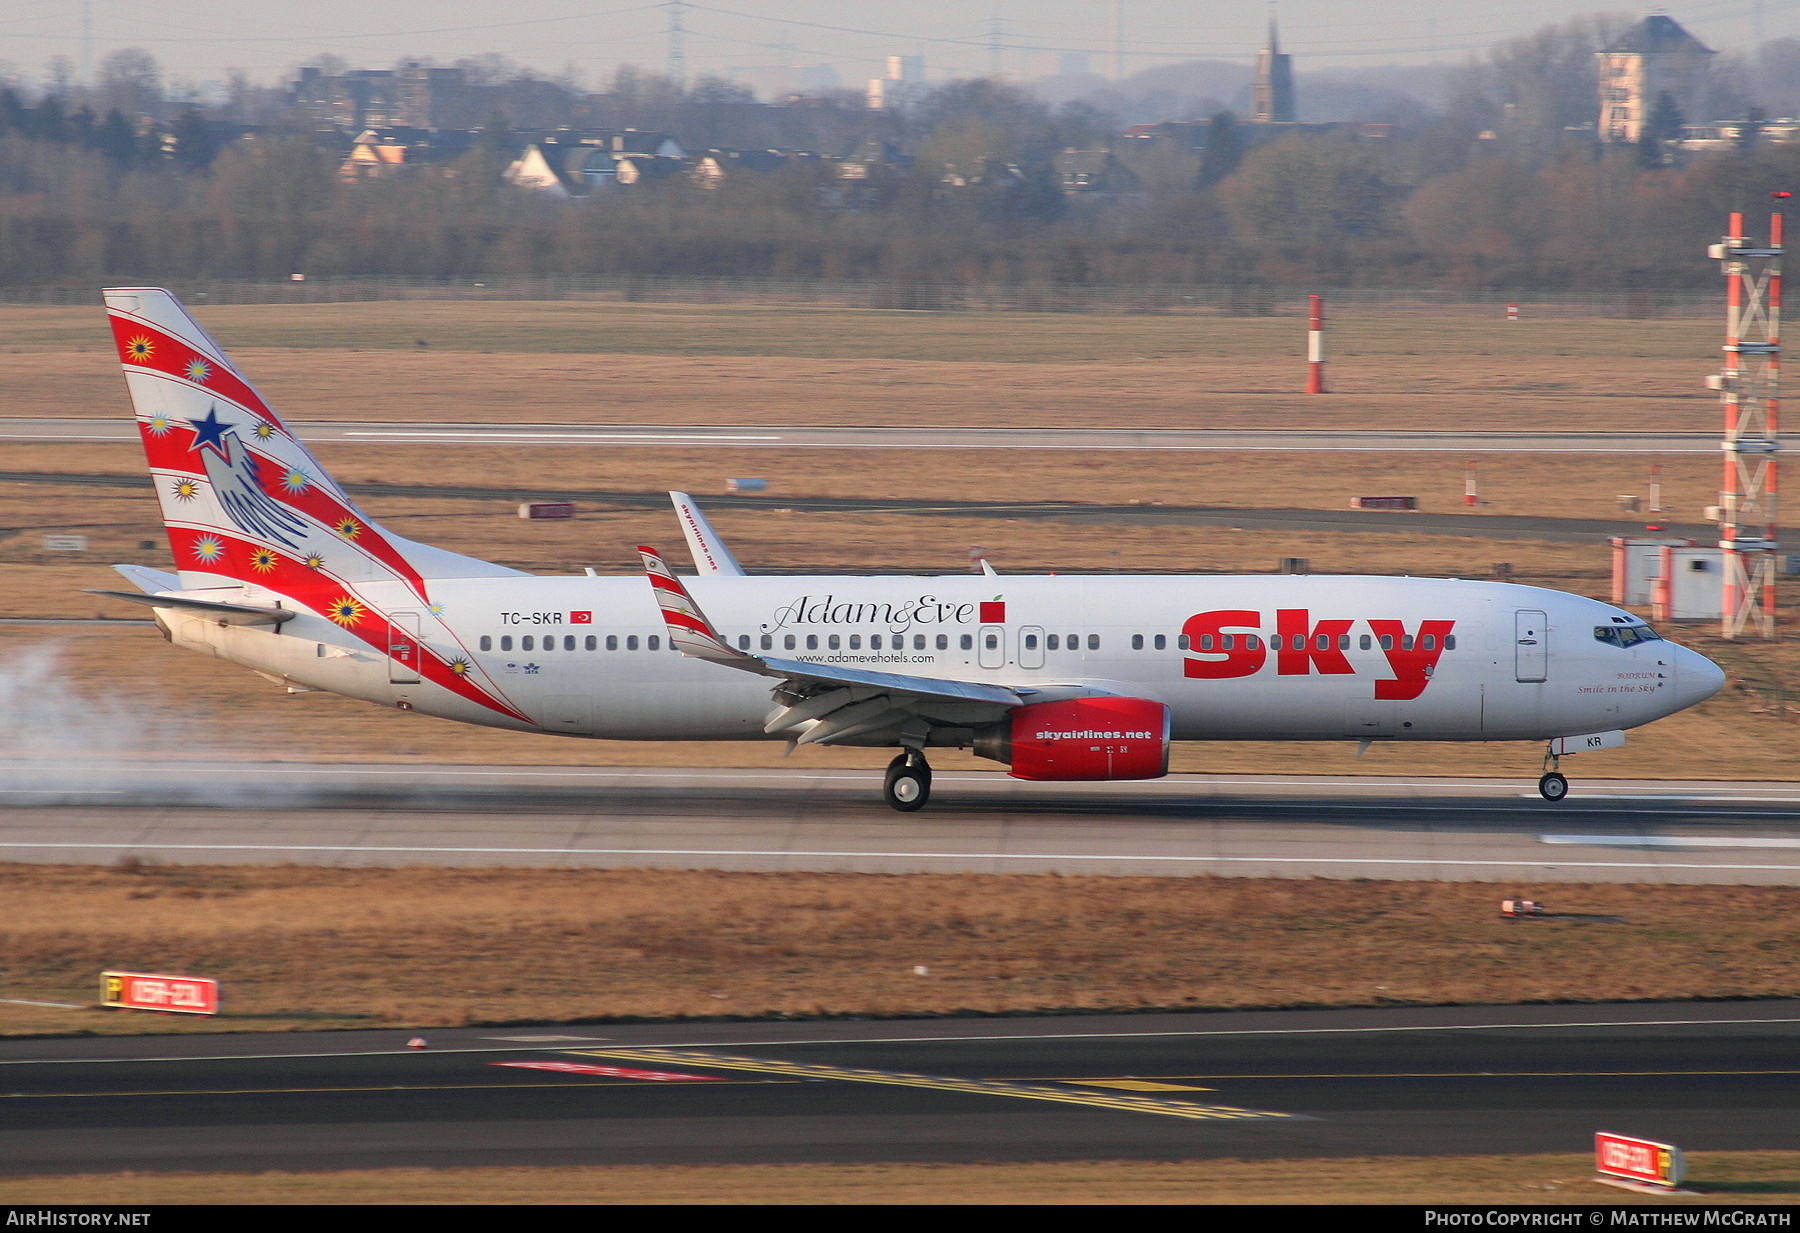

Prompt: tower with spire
[{"left": 1250, "top": 15, "right": 1296, "bottom": 124}]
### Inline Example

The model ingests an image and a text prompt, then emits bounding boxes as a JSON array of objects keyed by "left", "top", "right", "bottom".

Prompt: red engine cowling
[{"left": 978, "top": 697, "right": 1171, "bottom": 781}]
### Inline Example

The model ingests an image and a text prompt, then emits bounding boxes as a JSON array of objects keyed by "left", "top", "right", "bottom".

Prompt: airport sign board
[
  {"left": 1595, "top": 1131, "right": 1684, "bottom": 1189},
  {"left": 101, "top": 970, "right": 220, "bottom": 1015}
]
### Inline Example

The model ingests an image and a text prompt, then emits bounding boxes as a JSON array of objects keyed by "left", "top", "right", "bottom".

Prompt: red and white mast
[{"left": 1709, "top": 205, "right": 1783, "bottom": 639}]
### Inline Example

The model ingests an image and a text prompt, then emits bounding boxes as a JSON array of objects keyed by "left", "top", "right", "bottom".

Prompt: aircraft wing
[{"left": 640, "top": 546, "right": 1023, "bottom": 744}]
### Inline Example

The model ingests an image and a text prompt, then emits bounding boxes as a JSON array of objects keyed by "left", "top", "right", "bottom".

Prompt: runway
[
  {"left": 2, "top": 1000, "right": 1793, "bottom": 1173},
  {"left": 0, "top": 418, "right": 1718, "bottom": 453},
  {"left": 3, "top": 764, "right": 1799, "bottom": 884}
]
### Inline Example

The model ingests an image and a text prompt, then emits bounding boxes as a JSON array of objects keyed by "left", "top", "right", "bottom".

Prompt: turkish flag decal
[{"left": 570, "top": 611, "right": 593, "bottom": 624}]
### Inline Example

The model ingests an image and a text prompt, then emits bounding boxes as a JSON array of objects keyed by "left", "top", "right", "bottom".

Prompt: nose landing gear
[
  {"left": 1538, "top": 746, "right": 1569, "bottom": 802},
  {"left": 883, "top": 750, "right": 932, "bottom": 812}
]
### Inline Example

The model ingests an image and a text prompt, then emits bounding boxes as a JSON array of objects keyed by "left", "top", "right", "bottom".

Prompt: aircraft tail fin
[{"left": 105, "top": 287, "right": 522, "bottom": 598}]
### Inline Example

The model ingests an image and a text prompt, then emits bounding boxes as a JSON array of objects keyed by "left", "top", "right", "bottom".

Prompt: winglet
[
  {"left": 670, "top": 492, "right": 746, "bottom": 576},
  {"left": 639, "top": 545, "right": 749, "bottom": 663}
]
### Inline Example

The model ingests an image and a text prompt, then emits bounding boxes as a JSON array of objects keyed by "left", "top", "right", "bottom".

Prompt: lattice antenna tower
[
  {"left": 663, "top": 0, "right": 691, "bottom": 86},
  {"left": 1708, "top": 207, "right": 1783, "bottom": 639}
]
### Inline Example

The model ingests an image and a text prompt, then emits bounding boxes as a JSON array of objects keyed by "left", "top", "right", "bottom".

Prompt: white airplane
[{"left": 96, "top": 288, "right": 1726, "bottom": 810}]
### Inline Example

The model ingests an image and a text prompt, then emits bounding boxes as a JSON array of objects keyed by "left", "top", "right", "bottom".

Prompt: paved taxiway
[
  {"left": 1, "top": 1000, "right": 1793, "bottom": 1173},
  {"left": 2, "top": 765, "right": 1798, "bottom": 884},
  {"left": 0, "top": 418, "right": 1721, "bottom": 453}
]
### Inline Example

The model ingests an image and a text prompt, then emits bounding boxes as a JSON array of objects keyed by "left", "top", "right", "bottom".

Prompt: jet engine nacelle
[{"left": 974, "top": 697, "right": 1171, "bottom": 781}]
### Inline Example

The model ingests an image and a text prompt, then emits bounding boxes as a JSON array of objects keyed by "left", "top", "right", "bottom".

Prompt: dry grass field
[
  {"left": 4, "top": 1153, "right": 1796, "bottom": 1205},
  {"left": 0, "top": 300, "right": 1720, "bottom": 430},
  {"left": 2, "top": 869, "right": 1796, "bottom": 1036}
]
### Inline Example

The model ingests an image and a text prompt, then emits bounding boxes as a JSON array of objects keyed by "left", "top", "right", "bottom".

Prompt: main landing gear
[
  {"left": 1538, "top": 745, "right": 1569, "bottom": 802},
  {"left": 884, "top": 750, "right": 932, "bottom": 812}
]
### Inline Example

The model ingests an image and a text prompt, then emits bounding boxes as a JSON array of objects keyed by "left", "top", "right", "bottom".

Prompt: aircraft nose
[{"left": 1674, "top": 645, "right": 1726, "bottom": 709}]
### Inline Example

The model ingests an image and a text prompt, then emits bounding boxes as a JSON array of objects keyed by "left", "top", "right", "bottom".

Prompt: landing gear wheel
[
  {"left": 1538, "top": 772, "right": 1569, "bottom": 802},
  {"left": 883, "top": 752, "right": 931, "bottom": 812}
]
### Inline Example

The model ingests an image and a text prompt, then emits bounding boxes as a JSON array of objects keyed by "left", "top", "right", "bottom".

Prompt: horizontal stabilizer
[
  {"left": 111, "top": 564, "right": 181, "bottom": 594},
  {"left": 86, "top": 589, "right": 296, "bottom": 626}
]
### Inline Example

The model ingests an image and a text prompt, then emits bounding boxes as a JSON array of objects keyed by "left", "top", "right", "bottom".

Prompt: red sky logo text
[{"left": 1180, "top": 609, "right": 1455, "bottom": 701}]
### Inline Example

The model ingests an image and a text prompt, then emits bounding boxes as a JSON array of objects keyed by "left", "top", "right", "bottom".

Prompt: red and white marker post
[
  {"left": 1307, "top": 295, "right": 1326, "bottom": 394},
  {"left": 1464, "top": 459, "right": 1479, "bottom": 507}
]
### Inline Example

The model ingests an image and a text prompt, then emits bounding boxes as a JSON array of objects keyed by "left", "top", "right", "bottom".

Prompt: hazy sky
[{"left": 2, "top": 1, "right": 1792, "bottom": 95}]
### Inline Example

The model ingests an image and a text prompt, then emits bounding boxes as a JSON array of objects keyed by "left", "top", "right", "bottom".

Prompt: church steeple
[{"left": 1251, "top": 11, "right": 1295, "bottom": 124}]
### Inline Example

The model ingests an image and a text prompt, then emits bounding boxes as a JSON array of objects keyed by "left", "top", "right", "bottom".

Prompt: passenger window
[
  {"left": 1444, "top": 634, "right": 1457, "bottom": 650},
  {"left": 564, "top": 636, "right": 575, "bottom": 651},
  {"left": 806, "top": 635, "right": 818, "bottom": 650},
  {"left": 1379, "top": 635, "right": 1393, "bottom": 650},
  {"left": 737, "top": 634, "right": 750, "bottom": 650},
  {"left": 984, "top": 633, "right": 998, "bottom": 649},
  {"left": 849, "top": 635, "right": 861, "bottom": 650},
  {"left": 936, "top": 634, "right": 948, "bottom": 650},
  {"left": 502, "top": 636, "right": 512, "bottom": 651},
  {"left": 648, "top": 635, "right": 660, "bottom": 651},
  {"left": 627, "top": 635, "right": 639, "bottom": 650},
  {"left": 1182, "top": 634, "right": 1195, "bottom": 650},
  {"left": 606, "top": 635, "right": 618, "bottom": 650},
  {"left": 479, "top": 635, "right": 492, "bottom": 651},
  {"left": 1337, "top": 634, "right": 1350, "bottom": 650},
  {"left": 1401, "top": 635, "right": 1414, "bottom": 651},
  {"left": 784, "top": 635, "right": 796, "bottom": 650},
  {"left": 1024, "top": 633, "right": 1039, "bottom": 650},
  {"left": 1127, "top": 635, "right": 1139, "bottom": 650},
  {"left": 761, "top": 634, "right": 772, "bottom": 650},
  {"left": 914, "top": 635, "right": 926, "bottom": 650},
  {"left": 960, "top": 634, "right": 973, "bottom": 650},
  {"left": 586, "top": 636, "right": 597, "bottom": 650},
  {"left": 523, "top": 635, "right": 535, "bottom": 651},
  {"left": 1088, "top": 634, "right": 1099, "bottom": 650},
  {"left": 1422, "top": 634, "right": 1435, "bottom": 651},
  {"left": 871, "top": 635, "right": 883, "bottom": 650},
  {"left": 828, "top": 635, "right": 840, "bottom": 650},
  {"left": 1154, "top": 634, "right": 1167, "bottom": 651},
  {"left": 1360, "top": 635, "right": 1372, "bottom": 650}
]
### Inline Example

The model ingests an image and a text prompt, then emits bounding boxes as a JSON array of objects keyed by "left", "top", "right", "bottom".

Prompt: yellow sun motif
[
  {"left": 170, "top": 478, "right": 199, "bottom": 502},
  {"left": 249, "top": 549, "right": 279, "bottom": 574},
  {"left": 326, "top": 596, "right": 366, "bottom": 627},
  {"left": 253, "top": 422, "right": 277, "bottom": 440},
  {"left": 281, "top": 468, "right": 310, "bottom": 494},
  {"left": 146, "top": 415, "right": 172, "bottom": 436},
  {"left": 184, "top": 358, "right": 211, "bottom": 383},
  {"left": 124, "top": 336, "right": 155, "bottom": 364},
  {"left": 304, "top": 553, "right": 327, "bottom": 569},
  {"left": 335, "top": 517, "right": 362, "bottom": 540},
  {"left": 447, "top": 657, "right": 472, "bottom": 676},
  {"left": 192, "top": 536, "right": 223, "bottom": 562}
]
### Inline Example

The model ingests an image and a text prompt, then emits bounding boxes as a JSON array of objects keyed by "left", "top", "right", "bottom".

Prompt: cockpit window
[{"left": 1595, "top": 624, "right": 1663, "bottom": 647}]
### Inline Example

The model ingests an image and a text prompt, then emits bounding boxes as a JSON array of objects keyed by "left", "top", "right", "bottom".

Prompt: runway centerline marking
[{"left": 569, "top": 1048, "right": 1294, "bottom": 1123}]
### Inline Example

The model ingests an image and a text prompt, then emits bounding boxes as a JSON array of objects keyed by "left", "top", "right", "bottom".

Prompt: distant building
[
  {"left": 1597, "top": 15, "right": 1715, "bottom": 144},
  {"left": 1250, "top": 20, "right": 1295, "bottom": 124}
]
